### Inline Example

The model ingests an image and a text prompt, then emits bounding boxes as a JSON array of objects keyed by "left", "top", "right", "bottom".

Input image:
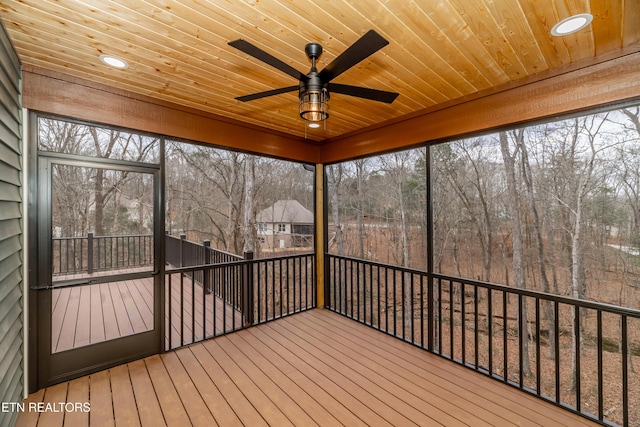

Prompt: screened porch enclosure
[{"left": 31, "top": 111, "right": 640, "bottom": 427}]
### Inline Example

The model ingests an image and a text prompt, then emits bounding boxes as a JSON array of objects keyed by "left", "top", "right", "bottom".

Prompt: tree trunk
[
  {"left": 355, "top": 159, "right": 366, "bottom": 259},
  {"left": 328, "top": 165, "right": 344, "bottom": 255},
  {"left": 518, "top": 133, "right": 556, "bottom": 358},
  {"left": 94, "top": 168, "right": 105, "bottom": 235},
  {"left": 499, "top": 131, "right": 531, "bottom": 377},
  {"left": 570, "top": 185, "right": 586, "bottom": 391},
  {"left": 243, "top": 154, "right": 256, "bottom": 253}
]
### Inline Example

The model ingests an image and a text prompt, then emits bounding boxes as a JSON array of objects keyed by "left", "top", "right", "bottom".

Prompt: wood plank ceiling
[{"left": 1, "top": 0, "right": 639, "bottom": 142}]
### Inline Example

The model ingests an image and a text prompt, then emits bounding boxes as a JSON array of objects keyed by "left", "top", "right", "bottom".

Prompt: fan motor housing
[{"left": 304, "top": 42, "right": 323, "bottom": 60}]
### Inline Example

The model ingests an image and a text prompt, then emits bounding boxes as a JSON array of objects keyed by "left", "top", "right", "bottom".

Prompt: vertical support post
[
  {"left": 203, "top": 239, "right": 211, "bottom": 293},
  {"left": 242, "top": 250, "right": 254, "bottom": 326},
  {"left": 426, "top": 146, "right": 435, "bottom": 352},
  {"left": 87, "top": 232, "right": 94, "bottom": 274},
  {"left": 179, "top": 233, "right": 186, "bottom": 267},
  {"left": 315, "top": 163, "right": 326, "bottom": 308}
]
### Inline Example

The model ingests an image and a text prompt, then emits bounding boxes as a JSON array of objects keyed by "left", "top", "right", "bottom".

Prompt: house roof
[{"left": 257, "top": 200, "right": 314, "bottom": 224}]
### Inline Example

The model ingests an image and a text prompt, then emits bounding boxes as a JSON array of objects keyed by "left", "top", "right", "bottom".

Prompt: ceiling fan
[{"left": 228, "top": 30, "right": 399, "bottom": 123}]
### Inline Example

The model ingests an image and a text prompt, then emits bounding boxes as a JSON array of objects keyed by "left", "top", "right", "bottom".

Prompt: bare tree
[
  {"left": 243, "top": 154, "right": 256, "bottom": 254},
  {"left": 499, "top": 130, "right": 531, "bottom": 376},
  {"left": 327, "top": 164, "right": 344, "bottom": 255},
  {"left": 518, "top": 126, "right": 556, "bottom": 358}
]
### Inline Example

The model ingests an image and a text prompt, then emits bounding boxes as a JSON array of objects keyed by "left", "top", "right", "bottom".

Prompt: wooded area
[
  {"left": 327, "top": 105, "right": 640, "bottom": 312},
  {"left": 39, "top": 117, "right": 315, "bottom": 260},
  {"left": 165, "top": 140, "right": 314, "bottom": 256}
]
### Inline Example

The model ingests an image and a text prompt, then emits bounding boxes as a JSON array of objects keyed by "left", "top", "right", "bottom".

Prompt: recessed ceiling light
[
  {"left": 99, "top": 54, "right": 129, "bottom": 69},
  {"left": 551, "top": 13, "right": 593, "bottom": 36},
  {"left": 308, "top": 123, "right": 321, "bottom": 129}
]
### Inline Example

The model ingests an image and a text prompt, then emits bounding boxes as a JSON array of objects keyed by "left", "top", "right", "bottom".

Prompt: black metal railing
[
  {"left": 52, "top": 232, "right": 242, "bottom": 276},
  {"left": 326, "top": 254, "right": 640, "bottom": 427},
  {"left": 165, "top": 253, "right": 315, "bottom": 350},
  {"left": 165, "top": 233, "right": 243, "bottom": 267},
  {"left": 165, "top": 234, "right": 245, "bottom": 310},
  {"left": 52, "top": 233, "right": 153, "bottom": 275}
]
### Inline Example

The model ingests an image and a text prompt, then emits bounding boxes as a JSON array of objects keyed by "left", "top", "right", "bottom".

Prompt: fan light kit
[{"left": 228, "top": 30, "right": 399, "bottom": 127}]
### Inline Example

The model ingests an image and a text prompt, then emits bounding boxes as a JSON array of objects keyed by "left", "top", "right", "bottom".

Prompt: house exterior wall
[
  {"left": 0, "top": 20, "right": 23, "bottom": 427},
  {"left": 258, "top": 223, "right": 292, "bottom": 250},
  {"left": 258, "top": 223, "right": 314, "bottom": 250}
]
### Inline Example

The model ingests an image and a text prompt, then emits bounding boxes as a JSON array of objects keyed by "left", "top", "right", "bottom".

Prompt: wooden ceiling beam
[{"left": 22, "top": 65, "right": 319, "bottom": 164}]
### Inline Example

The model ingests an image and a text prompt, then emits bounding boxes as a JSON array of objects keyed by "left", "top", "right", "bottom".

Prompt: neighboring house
[{"left": 257, "top": 200, "right": 314, "bottom": 249}]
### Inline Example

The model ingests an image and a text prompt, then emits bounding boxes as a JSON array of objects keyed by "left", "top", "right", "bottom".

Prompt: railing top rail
[
  {"left": 166, "top": 252, "right": 315, "bottom": 275},
  {"left": 53, "top": 233, "right": 154, "bottom": 240},
  {"left": 327, "top": 253, "right": 640, "bottom": 319},
  {"left": 165, "top": 234, "right": 243, "bottom": 260},
  {"left": 166, "top": 259, "right": 247, "bottom": 274}
]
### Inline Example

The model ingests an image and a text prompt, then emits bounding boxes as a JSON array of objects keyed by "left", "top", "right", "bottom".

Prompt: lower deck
[
  {"left": 16, "top": 308, "right": 597, "bottom": 426},
  {"left": 51, "top": 273, "right": 242, "bottom": 353}
]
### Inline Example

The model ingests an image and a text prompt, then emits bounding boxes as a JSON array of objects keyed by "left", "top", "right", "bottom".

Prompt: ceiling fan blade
[
  {"left": 328, "top": 83, "right": 399, "bottom": 103},
  {"left": 235, "top": 85, "right": 299, "bottom": 102},
  {"left": 228, "top": 39, "right": 306, "bottom": 81},
  {"left": 318, "top": 30, "right": 389, "bottom": 83}
]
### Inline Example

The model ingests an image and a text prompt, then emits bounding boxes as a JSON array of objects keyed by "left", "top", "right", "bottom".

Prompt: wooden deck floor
[
  {"left": 18, "top": 309, "right": 597, "bottom": 427},
  {"left": 52, "top": 273, "right": 241, "bottom": 353}
]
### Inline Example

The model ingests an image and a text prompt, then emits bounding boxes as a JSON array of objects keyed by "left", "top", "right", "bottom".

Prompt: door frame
[{"left": 28, "top": 129, "right": 166, "bottom": 390}]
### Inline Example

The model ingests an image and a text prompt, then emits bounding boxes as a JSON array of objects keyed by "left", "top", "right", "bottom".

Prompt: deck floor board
[
  {"left": 51, "top": 273, "right": 241, "bottom": 353},
  {"left": 17, "top": 309, "right": 599, "bottom": 427}
]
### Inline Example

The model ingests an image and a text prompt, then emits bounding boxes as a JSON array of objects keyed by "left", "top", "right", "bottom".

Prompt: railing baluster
[
  {"left": 535, "top": 297, "right": 540, "bottom": 396},
  {"left": 438, "top": 277, "right": 442, "bottom": 355},
  {"left": 280, "top": 258, "right": 284, "bottom": 317},
  {"left": 410, "top": 272, "right": 415, "bottom": 344},
  {"left": 369, "top": 263, "right": 374, "bottom": 326},
  {"left": 503, "top": 291, "right": 508, "bottom": 383},
  {"left": 272, "top": 259, "right": 276, "bottom": 318},
  {"left": 180, "top": 271, "right": 184, "bottom": 347},
  {"left": 191, "top": 270, "right": 195, "bottom": 344},
  {"left": 488, "top": 289, "right": 493, "bottom": 376},
  {"left": 518, "top": 294, "right": 523, "bottom": 388},
  {"left": 554, "top": 301, "right": 560, "bottom": 404},
  {"left": 575, "top": 305, "right": 581, "bottom": 412},
  {"left": 622, "top": 315, "right": 628, "bottom": 427},
  {"left": 298, "top": 255, "right": 302, "bottom": 312},
  {"left": 385, "top": 267, "right": 389, "bottom": 332},
  {"left": 597, "top": 310, "right": 603, "bottom": 422},
  {"left": 168, "top": 273, "right": 173, "bottom": 350},
  {"left": 401, "top": 271, "right": 406, "bottom": 339},
  {"left": 223, "top": 267, "right": 227, "bottom": 334},
  {"left": 358, "top": 260, "right": 362, "bottom": 322},
  {"left": 393, "top": 269, "right": 397, "bottom": 337},
  {"left": 420, "top": 274, "right": 425, "bottom": 348},
  {"left": 449, "top": 279, "right": 453, "bottom": 359},
  {"left": 350, "top": 259, "right": 355, "bottom": 318},
  {"left": 213, "top": 263, "right": 218, "bottom": 336},
  {"left": 461, "top": 282, "right": 465, "bottom": 364},
  {"left": 474, "top": 284, "right": 479, "bottom": 370},
  {"left": 377, "top": 265, "right": 381, "bottom": 330},
  {"left": 202, "top": 266, "right": 206, "bottom": 340}
]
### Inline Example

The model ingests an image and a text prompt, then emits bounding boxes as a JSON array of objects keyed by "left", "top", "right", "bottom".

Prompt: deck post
[
  {"left": 179, "top": 233, "right": 186, "bottom": 267},
  {"left": 87, "top": 232, "right": 94, "bottom": 274},
  {"left": 203, "top": 239, "right": 211, "bottom": 293},
  {"left": 315, "top": 163, "right": 326, "bottom": 308},
  {"left": 242, "top": 250, "right": 254, "bottom": 326}
]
